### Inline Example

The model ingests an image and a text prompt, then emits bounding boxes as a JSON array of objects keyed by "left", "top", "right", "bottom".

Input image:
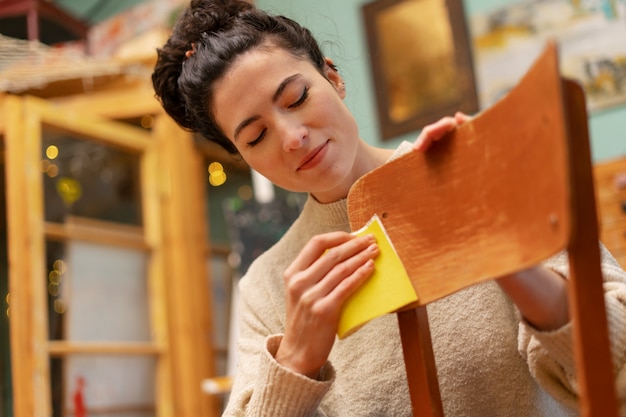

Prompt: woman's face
[{"left": 212, "top": 45, "right": 362, "bottom": 203}]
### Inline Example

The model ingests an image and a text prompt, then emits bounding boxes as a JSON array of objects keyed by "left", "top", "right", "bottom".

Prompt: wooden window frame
[{"left": 2, "top": 92, "right": 219, "bottom": 417}]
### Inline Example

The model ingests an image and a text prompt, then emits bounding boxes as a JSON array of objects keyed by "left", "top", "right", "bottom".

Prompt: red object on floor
[{"left": 73, "top": 376, "right": 87, "bottom": 417}]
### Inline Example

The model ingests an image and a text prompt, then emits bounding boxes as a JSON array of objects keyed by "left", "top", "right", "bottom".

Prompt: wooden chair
[{"left": 347, "top": 41, "right": 618, "bottom": 417}]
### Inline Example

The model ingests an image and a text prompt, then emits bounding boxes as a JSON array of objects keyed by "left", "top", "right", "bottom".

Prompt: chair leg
[
  {"left": 397, "top": 307, "right": 444, "bottom": 417},
  {"left": 563, "top": 79, "right": 619, "bottom": 417}
]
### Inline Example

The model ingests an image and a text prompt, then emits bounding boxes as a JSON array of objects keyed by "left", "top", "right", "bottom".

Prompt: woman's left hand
[
  {"left": 412, "top": 111, "right": 472, "bottom": 152},
  {"left": 497, "top": 266, "right": 570, "bottom": 331}
]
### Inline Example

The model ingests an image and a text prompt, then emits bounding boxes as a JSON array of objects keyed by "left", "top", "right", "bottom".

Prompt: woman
[{"left": 152, "top": 1, "right": 626, "bottom": 415}]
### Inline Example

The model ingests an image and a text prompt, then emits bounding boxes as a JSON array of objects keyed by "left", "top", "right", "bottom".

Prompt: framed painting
[
  {"left": 470, "top": 1, "right": 626, "bottom": 112},
  {"left": 362, "top": 0, "right": 479, "bottom": 139}
]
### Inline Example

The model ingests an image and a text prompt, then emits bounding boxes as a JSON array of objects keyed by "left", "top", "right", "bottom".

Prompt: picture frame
[
  {"left": 470, "top": 1, "right": 626, "bottom": 113},
  {"left": 362, "top": 0, "right": 479, "bottom": 140}
]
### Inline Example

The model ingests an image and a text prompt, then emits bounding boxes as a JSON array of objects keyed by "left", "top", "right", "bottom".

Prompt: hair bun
[
  {"left": 152, "top": 0, "right": 254, "bottom": 131},
  {"left": 184, "top": 0, "right": 254, "bottom": 39}
]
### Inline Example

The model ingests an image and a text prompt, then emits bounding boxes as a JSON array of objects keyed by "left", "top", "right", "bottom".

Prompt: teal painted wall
[{"left": 257, "top": 0, "right": 625, "bottom": 163}]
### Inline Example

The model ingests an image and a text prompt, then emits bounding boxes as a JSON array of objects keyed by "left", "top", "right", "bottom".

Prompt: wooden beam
[
  {"left": 48, "top": 341, "right": 163, "bottom": 356},
  {"left": 0, "top": 0, "right": 89, "bottom": 41},
  {"left": 5, "top": 94, "right": 53, "bottom": 417},
  {"left": 141, "top": 126, "right": 175, "bottom": 417},
  {"left": 44, "top": 218, "right": 148, "bottom": 250},
  {"left": 154, "top": 114, "right": 219, "bottom": 417},
  {"left": 4, "top": 94, "right": 35, "bottom": 417},
  {"left": 24, "top": 95, "right": 152, "bottom": 153},
  {"left": 52, "top": 79, "right": 162, "bottom": 120}
]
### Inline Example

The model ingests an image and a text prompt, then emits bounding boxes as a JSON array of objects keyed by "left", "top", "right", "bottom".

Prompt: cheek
[
  {"left": 315, "top": 96, "right": 355, "bottom": 133},
  {"left": 241, "top": 152, "right": 286, "bottom": 183}
]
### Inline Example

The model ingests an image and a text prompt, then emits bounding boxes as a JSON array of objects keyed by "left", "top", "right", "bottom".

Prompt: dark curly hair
[{"left": 152, "top": 0, "right": 328, "bottom": 154}]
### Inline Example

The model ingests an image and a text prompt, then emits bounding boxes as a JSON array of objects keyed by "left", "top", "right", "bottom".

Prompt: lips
[{"left": 297, "top": 140, "right": 329, "bottom": 171}]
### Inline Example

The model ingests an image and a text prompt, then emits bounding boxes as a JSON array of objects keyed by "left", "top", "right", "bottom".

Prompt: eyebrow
[{"left": 233, "top": 73, "right": 302, "bottom": 141}]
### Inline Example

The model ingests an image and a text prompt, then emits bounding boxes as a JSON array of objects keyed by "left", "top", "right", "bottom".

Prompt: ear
[{"left": 324, "top": 57, "right": 346, "bottom": 99}]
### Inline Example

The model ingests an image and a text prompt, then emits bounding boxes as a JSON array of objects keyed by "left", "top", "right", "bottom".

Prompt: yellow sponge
[{"left": 338, "top": 214, "right": 418, "bottom": 338}]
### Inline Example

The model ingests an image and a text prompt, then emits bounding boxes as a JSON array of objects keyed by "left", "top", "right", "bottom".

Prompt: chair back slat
[{"left": 348, "top": 42, "right": 571, "bottom": 306}]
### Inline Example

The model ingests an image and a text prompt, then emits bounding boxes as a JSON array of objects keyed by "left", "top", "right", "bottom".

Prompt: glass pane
[
  {"left": 222, "top": 189, "right": 306, "bottom": 275},
  {"left": 41, "top": 128, "right": 142, "bottom": 225},
  {"left": 0, "top": 139, "right": 12, "bottom": 416},
  {"left": 202, "top": 156, "right": 307, "bottom": 378},
  {"left": 51, "top": 356, "right": 155, "bottom": 417},
  {"left": 208, "top": 253, "right": 232, "bottom": 376},
  {"left": 205, "top": 163, "right": 252, "bottom": 247},
  {"left": 203, "top": 159, "right": 306, "bottom": 274},
  {"left": 47, "top": 240, "right": 66, "bottom": 341},
  {"left": 46, "top": 240, "right": 150, "bottom": 342}
]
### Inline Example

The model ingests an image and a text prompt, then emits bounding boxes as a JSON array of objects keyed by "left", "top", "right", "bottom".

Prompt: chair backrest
[{"left": 347, "top": 41, "right": 618, "bottom": 417}]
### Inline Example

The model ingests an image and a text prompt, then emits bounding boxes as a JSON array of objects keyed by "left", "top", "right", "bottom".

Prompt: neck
[{"left": 312, "top": 144, "right": 394, "bottom": 204}]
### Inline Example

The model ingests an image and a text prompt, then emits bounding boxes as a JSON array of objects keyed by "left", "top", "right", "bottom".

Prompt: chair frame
[{"left": 347, "top": 41, "right": 618, "bottom": 417}]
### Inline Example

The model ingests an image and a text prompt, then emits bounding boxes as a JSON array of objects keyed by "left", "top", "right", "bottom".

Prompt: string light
[
  {"left": 238, "top": 185, "right": 253, "bottom": 200},
  {"left": 53, "top": 299, "right": 66, "bottom": 314},
  {"left": 49, "top": 270, "right": 61, "bottom": 285},
  {"left": 56, "top": 177, "right": 82, "bottom": 206},
  {"left": 141, "top": 115, "right": 154, "bottom": 129},
  {"left": 46, "top": 163, "right": 59, "bottom": 178},
  {"left": 46, "top": 145, "right": 59, "bottom": 160},
  {"left": 48, "top": 283, "right": 60, "bottom": 297},
  {"left": 53, "top": 259, "right": 67, "bottom": 274},
  {"left": 208, "top": 162, "right": 227, "bottom": 186}
]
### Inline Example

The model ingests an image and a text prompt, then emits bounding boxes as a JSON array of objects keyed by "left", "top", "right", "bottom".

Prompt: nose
[{"left": 280, "top": 119, "right": 308, "bottom": 152}]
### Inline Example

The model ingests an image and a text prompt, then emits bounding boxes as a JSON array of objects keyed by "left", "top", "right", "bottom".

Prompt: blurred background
[{"left": 0, "top": 0, "right": 624, "bottom": 416}]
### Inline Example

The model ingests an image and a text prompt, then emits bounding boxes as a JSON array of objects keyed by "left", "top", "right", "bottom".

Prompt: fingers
[
  {"left": 454, "top": 111, "right": 473, "bottom": 124},
  {"left": 305, "top": 238, "right": 379, "bottom": 303},
  {"left": 277, "top": 233, "right": 380, "bottom": 376},
  {"left": 285, "top": 232, "right": 378, "bottom": 301},
  {"left": 411, "top": 116, "right": 457, "bottom": 152},
  {"left": 412, "top": 112, "right": 474, "bottom": 152},
  {"left": 284, "top": 232, "right": 368, "bottom": 279}
]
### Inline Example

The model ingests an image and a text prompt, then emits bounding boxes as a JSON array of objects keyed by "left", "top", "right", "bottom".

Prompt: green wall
[{"left": 257, "top": 0, "right": 626, "bottom": 163}]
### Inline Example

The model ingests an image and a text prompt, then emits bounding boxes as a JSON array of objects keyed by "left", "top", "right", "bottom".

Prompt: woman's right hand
[{"left": 275, "top": 232, "right": 379, "bottom": 378}]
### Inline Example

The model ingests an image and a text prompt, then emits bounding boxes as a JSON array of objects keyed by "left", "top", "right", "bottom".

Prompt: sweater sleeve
[
  {"left": 518, "top": 243, "right": 626, "bottom": 414},
  {"left": 222, "top": 275, "right": 334, "bottom": 417}
]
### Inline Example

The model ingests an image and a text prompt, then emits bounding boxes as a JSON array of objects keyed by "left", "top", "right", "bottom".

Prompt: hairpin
[{"left": 185, "top": 42, "right": 197, "bottom": 59}]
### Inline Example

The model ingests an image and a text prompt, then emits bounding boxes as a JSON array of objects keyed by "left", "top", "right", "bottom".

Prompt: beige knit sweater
[{"left": 223, "top": 145, "right": 626, "bottom": 417}]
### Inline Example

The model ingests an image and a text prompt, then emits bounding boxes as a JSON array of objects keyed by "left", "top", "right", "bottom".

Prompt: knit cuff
[
  {"left": 603, "top": 293, "right": 626, "bottom": 363},
  {"left": 248, "top": 334, "right": 334, "bottom": 417},
  {"left": 519, "top": 319, "right": 576, "bottom": 375}
]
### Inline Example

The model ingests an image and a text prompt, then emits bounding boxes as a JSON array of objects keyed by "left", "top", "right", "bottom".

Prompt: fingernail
[
  {"left": 363, "top": 234, "right": 376, "bottom": 243},
  {"left": 368, "top": 243, "right": 379, "bottom": 254}
]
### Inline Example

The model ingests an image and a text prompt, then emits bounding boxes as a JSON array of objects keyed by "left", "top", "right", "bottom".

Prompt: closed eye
[
  {"left": 246, "top": 86, "right": 307, "bottom": 147},
  {"left": 247, "top": 128, "right": 267, "bottom": 147},
  {"left": 288, "top": 87, "right": 309, "bottom": 108}
]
